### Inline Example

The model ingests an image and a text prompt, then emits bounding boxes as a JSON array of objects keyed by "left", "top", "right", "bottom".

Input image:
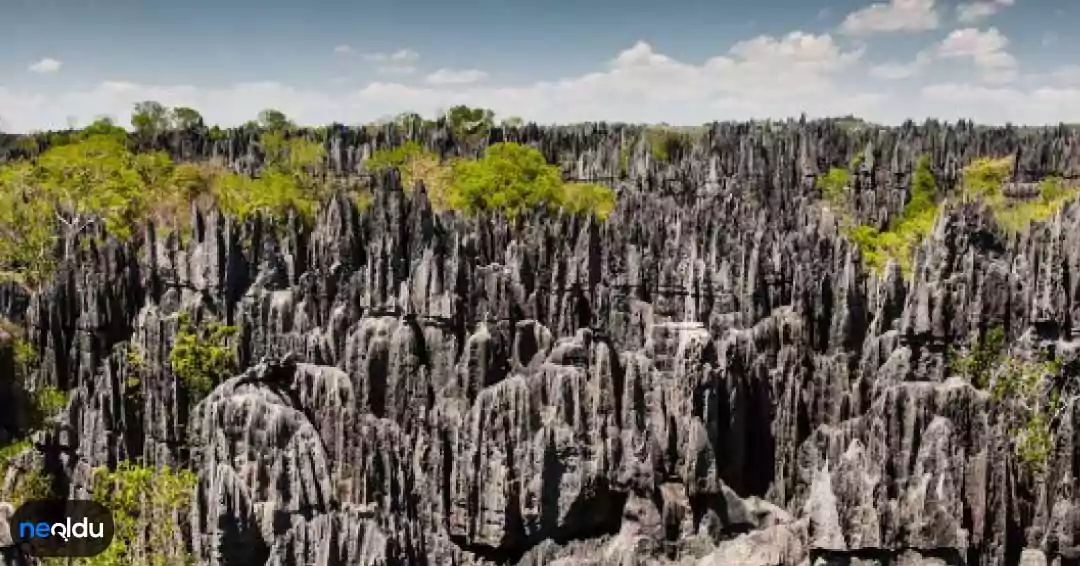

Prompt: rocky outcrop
[{"left": 6, "top": 120, "right": 1080, "bottom": 565}]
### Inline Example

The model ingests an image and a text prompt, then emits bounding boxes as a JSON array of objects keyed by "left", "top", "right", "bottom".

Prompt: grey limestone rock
[{"left": 6, "top": 120, "right": 1080, "bottom": 565}]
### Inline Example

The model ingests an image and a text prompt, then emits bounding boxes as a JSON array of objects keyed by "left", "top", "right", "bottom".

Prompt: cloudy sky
[{"left": 0, "top": 0, "right": 1077, "bottom": 131}]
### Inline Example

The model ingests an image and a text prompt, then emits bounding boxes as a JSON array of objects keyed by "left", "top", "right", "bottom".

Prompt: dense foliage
[
  {"left": 831, "top": 154, "right": 941, "bottom": 274},
  {"left": 365, "top": 141, "right": 615, "bottom": 219},
  {"left": 960, "top": 156, "right": 1079, "bottom": 233},
  {"left": 168, "top": 312, "right": 238, "bottom": 404},
  {"left": 817, "top": 167, "right": 851, "bottom": 210},
  {"left": 950, "top": 326, "right": 1073, "bottom": 472},
  {"left": 643, "top": 126, "right": 694, "bottom": 163},
  {"left": 0, "top": 107, "right": 334, "bottom": 285},
  {"left": 89, "top": 461, "right": 198, "bottom": 566}
]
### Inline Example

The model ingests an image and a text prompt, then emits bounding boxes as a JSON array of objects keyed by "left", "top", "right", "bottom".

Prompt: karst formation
[{"left": 3, "top": 119, "right": 1080, "bottom": 566}]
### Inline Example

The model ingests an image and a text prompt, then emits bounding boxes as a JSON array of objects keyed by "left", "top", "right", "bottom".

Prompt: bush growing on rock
[
  {"left": 366, "top": 141, "right": 617, "bottom": 219},
  {"left": 842, "top": 154, "right": 941, "bottom": 273},
  {"left": 91, "top": 461, "right": 198, "bottom": 566},
  {"left": 0, "top": 447, "right": 52, "bottom": 507},
  {"left": 960, "top": 156, "right": 1080, "bottom": 234},
  {"left": 0, "top": 119, "right": 334, "bottom": 284},
  {"left": 168, "top": 312, "right": 238, "bottom": 404},
  {"left": 643, "top": 126, "right": 695, "bottom": 163},
  {"left": 817, "top": 167, "right": 851, "bottom": 210},
  {"left": 950, "top": 329, "right": 1073, "bottom": 473}
]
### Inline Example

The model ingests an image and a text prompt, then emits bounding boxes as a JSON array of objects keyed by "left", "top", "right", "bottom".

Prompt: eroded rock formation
[{"left": 5, "top": 120, "right": 1080, "bottom": 565}]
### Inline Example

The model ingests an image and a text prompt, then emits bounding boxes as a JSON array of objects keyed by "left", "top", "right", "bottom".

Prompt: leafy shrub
[
  {"left": 91, "top": 461, "right": 198, "bottom": 566},
  {"left": 354, "top": 189, "right": 374, "bottom": 211},
  {"left": 0, "top": 438, "right": 52, "bottom": 507},
  {"left": 949, "top": 326, "right": 1006, "bottom": 388},
  {"left": 992, "top": 353, "right": 1063, "bottom": 472},
  {"left": 1, "top": 460, "right": 52, "bottom": 507},
  {"left": 364, "top": 141, "right": 457, "bottom": 208},
  {"left": 960, "top": 158, "right": 1079, "bottom": 234},
  {"left": 845, "top": 154, "right": 940, "bottom": 273},
  {"left": 995, "top": 176, "right": 1079, "bottom": 234},
  {"left": 449, "top": 142, "right": 563, "bottom": 218},
  {"left": 212, "top": 169, "right": 319, "bottom": 223},
  {"left": 367, "top": 141, "right": 617, "bottom": 219},
  {"left": 817, "top": 167, "right": 851, "bottom": 209},
  {"left": 33, "top": 386, "right": 68, "bottom": 418},
  {"left": 952, "top": 331, "right": 1069, "bottom": 473},
  {"left": 558, "top": 182, "right": 617, "bottom": 220},
  {"left": 261, "top": 131, "right": 326, "bottom": 177},
  {"left": 644, "top": 127, "right": 691, "bottom": 163},
  {"left": 961, "top": 156, "right": 1012, "bottom": 200},
  {"left": 168, "top": 312, "right": 237, "bottom": 403},
  {"left": 445, "top": 105, "right": 494, "bottom": 146}
]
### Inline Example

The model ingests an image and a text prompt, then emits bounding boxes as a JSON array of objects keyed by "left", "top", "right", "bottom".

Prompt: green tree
[
  {"left": 169, "top": 107, "right": 205, "bottom": 132},
  {"left": 393, "top": 112, "right": 426, "bottom": 131},
  {"left": 817, "top": 167, "right": 851, "bottom": 210},
  {"left": 445, "top": 105, "right": 494, "bottom": 144},
  {"left": 845, "top": 154, "right": 940, "bottom": 274},
  {"left": 450, "top": 142, "right": 561, "bottom": 217},
  {"left": 90, "top": 461, "right": 198, "bottom": 566},
  {"left": 257, "top": 109, "right": 293, "bottom": 132},
  {"left": 168, "top": 312, "right": 237, "bottom": 403},
  {"left": 36, "top": 134, "right": 159, "bottom": 243},
  {"left": 80, "top": 117, "right": 128, "bottom": 143},
  {"left": 0, "top": 163, "right": 57, "bottom": 283},
  {"left": 131, "top": 101, "right": 172, "bottom": 147}
]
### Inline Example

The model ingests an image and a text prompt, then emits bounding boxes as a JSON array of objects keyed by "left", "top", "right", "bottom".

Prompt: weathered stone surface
[{"left": 6, "top": 121, "right": 1080, "bottom": 565}]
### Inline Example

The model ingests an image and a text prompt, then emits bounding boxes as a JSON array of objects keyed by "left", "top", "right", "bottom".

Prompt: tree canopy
[{"left": 258, "top": 109, "right": 293, "bottom": 132}]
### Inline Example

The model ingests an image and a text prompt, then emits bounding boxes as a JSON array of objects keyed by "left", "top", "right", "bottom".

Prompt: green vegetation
[
  {"left": 168, "top": 311, "right": 237, "bottom": 403},
  {"left": 643, "top": 126, "right": 692, "bottom": 163},
  {"left": 131, "top": 101, "right": 171, "bottom": 147},
  {"left": 843, "top": 154, "right": 941, "bottom": 274},
  {"left": 0, "top": 319, "right": 54, "bottom": 506},
  {"left": 258, "top": 108, "right": 294, "bottom": 132},
  {"left": 449, "top": 142, "right": 562, "bottom": 217},
  {"left": 364, "top": 141, "right": 456, "bottom": 208},
  {"left": 445, "top": 105, "right": 494, "bottom": 146},
  {"left": 2, "top": 104, "right": 618, "bottom": 287},
  {"left": 817, "top": 167, "right": 851, "bottom": 209},
  {"left": 0, "top": 105, "right": 339, "bottom": 285},
  {"left": 0, "top": 451, "right": 52, "bottom": 507},
  {"left": 32, "top": 385, "right": 68, "bottom": 419},
  {"left": 949, "top": 325, "right": 1006, "bottom": 388},
  {"left": 959, "top": 157, "right": 1079, "bottom": 234},
  {"left": 366, "top": 141, "right": 616, "bottom": 220},
  {"left": 170, "top": 107, "right": 205, "bottom": 132},
  {"left": 950, "top": 326, "right": 1069, "bottom": 473},
  {"left": 89, "top": 461, "right": 198, "bottom": 566}
]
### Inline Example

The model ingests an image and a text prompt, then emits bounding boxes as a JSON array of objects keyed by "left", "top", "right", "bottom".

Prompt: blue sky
[{"left": 1, "top": 0, "right": 1077, "bottom": 131}]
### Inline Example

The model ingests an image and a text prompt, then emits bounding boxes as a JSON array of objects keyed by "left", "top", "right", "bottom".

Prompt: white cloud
[
  {"left": 425, "top": 69, "right": 489, "bottom": 85},
  {"left": 1045, "top": 65, "right": 1080, "bottom": 86},
  {"left": 919, "top": 83, "right": 1080, "bottom": 124},
  {"left": 840, "top": 0, "right": 939, "bottom": 35},
  {"left": 870, "top": 50, "right": 933, "bottom": 79},
  {"left": 7, "top": 31, "right": 1079, "bottom": 131},
  {"left": 938, "top": 27, "right": 1017, "bottom": 83},
  {"left": 363, "top": 48, "right": 420, "bottom": 75},
  {"left": 956, "top": 0, "right": 1015, "bottom": 23},
  {"left": 363, "top": 48, "right": 419, "bottom": 64},
  {"left": 333, "top": 45, "right": 356, "bottom": 56},
  {"left": 0, "top": 34, "right": 884, "bottom": 131},
  {"left": 28, "top": 57, "right": 62, "bottom": 74}
]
